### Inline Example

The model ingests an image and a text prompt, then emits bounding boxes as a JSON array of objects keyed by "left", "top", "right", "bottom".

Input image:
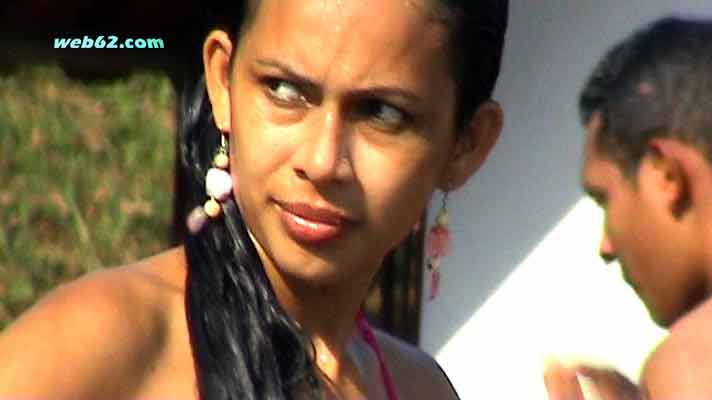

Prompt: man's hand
[
  {"left": 543, "top": 361, "right": 585, "bottom": 400},
  {"left": 544, "top": 361, "right": 643, "bottom": 400}
]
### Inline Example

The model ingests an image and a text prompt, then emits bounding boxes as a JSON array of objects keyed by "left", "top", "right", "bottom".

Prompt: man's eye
[
  {"left": 593, "top": 194, "right": 607, "bottom": 208},
  {"left": 265, "top": 79, "right": 304, "bottom": 106}
]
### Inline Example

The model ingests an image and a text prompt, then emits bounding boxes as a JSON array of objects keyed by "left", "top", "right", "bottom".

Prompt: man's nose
[
  {"left": 292, "top": 107, "right": 352, "bottom": 183},
  {"left": 599, "top": 230, "right": 616, "bottom": 264}
]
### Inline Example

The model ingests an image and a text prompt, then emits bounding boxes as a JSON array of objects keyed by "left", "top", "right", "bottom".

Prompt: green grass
[{"left": 0, "top": 64, "right": 176, "bottom": 328}]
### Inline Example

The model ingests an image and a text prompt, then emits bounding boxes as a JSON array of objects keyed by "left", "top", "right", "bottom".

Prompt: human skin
[
  {"left": 203, "top": 0, "right": 501, "bottom": 396},
  {"left": 0, "top": 0, "right": 503, "bottom": 398},
  {"left": 545, "top": 114, "right": 712, "bottom": 399},
  {"left": 580, "top": 115, "right": 708, "bottom": 327}
]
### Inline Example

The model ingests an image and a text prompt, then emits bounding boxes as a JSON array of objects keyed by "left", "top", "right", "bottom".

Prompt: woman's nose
[{"left": 292, "top": 107, "right": 353, "bottom": 184}]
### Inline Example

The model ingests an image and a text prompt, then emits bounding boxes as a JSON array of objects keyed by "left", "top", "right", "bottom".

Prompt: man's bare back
[{"left": 639, "top": 299, "right": 712, "bottom": 398}]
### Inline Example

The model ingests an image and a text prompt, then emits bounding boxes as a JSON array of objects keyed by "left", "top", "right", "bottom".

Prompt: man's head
[{"left": 580, "top": 17, "right": 712, "bottom": 327}]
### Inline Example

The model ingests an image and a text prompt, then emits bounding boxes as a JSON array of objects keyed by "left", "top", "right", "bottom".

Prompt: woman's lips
[{"left": 275, "top": 201, "right": 353, "bottom": 244}]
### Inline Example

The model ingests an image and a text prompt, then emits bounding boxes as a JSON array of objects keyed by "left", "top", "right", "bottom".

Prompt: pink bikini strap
[{"left": 356, "top": 311, "right": 399, "bottom": 400}]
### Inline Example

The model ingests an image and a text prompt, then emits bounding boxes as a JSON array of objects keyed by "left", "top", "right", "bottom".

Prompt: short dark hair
[{"left": 579, "top": 16, "right": 712, "bottom": 176}]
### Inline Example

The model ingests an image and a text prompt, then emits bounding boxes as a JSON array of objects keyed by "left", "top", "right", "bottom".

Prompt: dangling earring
[
  {"left": 426, "top": 191, "right": 451, "bottom": 301},
  {"left": 186, "top": 130, "right": 233, "bottom": 234}
]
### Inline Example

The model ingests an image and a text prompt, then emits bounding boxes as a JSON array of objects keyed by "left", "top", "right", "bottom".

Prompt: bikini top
[
  {"left": 355, "top": 311, "right": 399, "bottom": 400},
  {"left": 190, "top": 308, "right": 399, "bottom": 399}
]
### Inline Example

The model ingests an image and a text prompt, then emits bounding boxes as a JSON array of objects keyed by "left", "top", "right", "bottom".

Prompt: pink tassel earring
[
  {"left": 186, "top": 131, "right": 233, "bottom": 234},
  {"left": 426, "top": 191, "right": 451, "bottom": 301}
]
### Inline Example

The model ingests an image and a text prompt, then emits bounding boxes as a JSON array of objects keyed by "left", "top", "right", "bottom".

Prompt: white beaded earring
[{"left": 186, "top": 129, "right": 233, "bottom": 234}]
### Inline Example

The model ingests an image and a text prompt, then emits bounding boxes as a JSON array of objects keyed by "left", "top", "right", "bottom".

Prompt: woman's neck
[
  {"left": 266, "top": 260, "right": 368, "bottom": 362},
  {"left": 254, "top": 245, "right": 376, "bottom": 383}
]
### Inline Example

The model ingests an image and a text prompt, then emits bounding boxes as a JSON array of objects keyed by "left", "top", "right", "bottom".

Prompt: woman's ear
[
  {"left": 203, "top": 30, "right": 234, "bottom": 132},
  {"left": 439, "top": 100, "right": 504, "bottom": 190}
]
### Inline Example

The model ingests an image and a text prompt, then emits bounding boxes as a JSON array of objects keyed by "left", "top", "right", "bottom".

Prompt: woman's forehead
[
  {"left": 254, "top": 0, "right": 437, "bottom": 22},
  {"left": 247, "top": 0, "right": 446, "bottom": 50},
  {"left": 241, "top": 0, "right": 451, "bottom": 85}
]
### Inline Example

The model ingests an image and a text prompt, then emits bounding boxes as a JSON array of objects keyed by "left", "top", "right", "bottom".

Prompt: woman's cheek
[{"left": 368, "top": 163, "right": 431, "bottom": 235}]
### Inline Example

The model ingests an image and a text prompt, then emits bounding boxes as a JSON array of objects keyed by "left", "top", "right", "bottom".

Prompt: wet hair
[
  {"left": 179, "top": 1, "right": 508, "bottom": 399},
  {"left": 437, "top": 1, "right": 509, "bottom": 131},
  {"left": 579, "top": 16, "right": 712, "bottom": 177}
]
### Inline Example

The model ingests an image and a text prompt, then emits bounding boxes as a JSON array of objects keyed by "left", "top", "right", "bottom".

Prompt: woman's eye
[
  {"left": 265, "top": 79, "right": 304, "bottom": 106},
  {"left": 364, "top": 101, "right": 409, "bottom": 130}
]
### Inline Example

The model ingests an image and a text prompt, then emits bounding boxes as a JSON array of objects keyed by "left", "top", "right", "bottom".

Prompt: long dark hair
[{"left": 179, "top": 1, "right": 508, "bottom": 399}]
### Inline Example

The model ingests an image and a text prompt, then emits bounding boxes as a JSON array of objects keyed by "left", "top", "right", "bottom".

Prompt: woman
[{"left": 0, "top": 0, "right": 507, "bottom": 399}]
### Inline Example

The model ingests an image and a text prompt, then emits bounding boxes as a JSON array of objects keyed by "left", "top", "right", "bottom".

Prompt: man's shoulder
[
  {"left": 668, "top": 297, "right": 712, "bottom": 334},
  {"left": 372, "top": 328, "right": 459, "bottom": 399},
  {"left": 640, "top": 298, "right": 712, "bottom": 399}
]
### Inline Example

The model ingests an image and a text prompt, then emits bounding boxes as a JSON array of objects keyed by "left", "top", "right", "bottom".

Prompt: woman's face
[{"left": 205, "top": 0, "right": 496, "bottom": 285}]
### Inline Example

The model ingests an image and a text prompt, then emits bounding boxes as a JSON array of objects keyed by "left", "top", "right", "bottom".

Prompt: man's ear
[
  {"left": 439, "top": 100, "right": 504, "bottom": 190},
  {"left": 203, "top": 30, "right": 234, "bottom": 132},
  {"left": 645, "top": 138, "right": 702, "bottom": 219}
]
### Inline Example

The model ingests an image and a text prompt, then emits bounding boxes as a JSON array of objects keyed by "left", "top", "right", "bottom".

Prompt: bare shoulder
[
  {"left": 373, "top": 328, "right": 459, "bottom": 399},
  {"left": 0, "top": 246, "right": 188, "bottom": 400},
  {"left": 641, "top": 299, "right": 712, "bottom": 399}
]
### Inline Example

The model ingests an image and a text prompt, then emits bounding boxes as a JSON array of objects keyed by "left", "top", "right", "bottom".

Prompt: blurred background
[
  {"left": 0, "top": 0, "right": 192, "bottom": 329},
  {"left": 0, "top": 65, "right": 175, "bottom": 328}
]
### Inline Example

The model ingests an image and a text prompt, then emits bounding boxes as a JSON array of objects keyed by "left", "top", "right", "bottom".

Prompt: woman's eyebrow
[
  {"left": 254, "top": 58, "right": 319, "bottom": 89},
  {"left": 254, "top": 58, "right": 424, "bottom": 106},
  {"left": 348, "top": 86, "right": 424, "bottom": 107}
]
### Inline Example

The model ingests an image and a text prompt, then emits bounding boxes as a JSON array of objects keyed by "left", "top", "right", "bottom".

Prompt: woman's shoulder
[
  {"left": 372, "top": 328, "right": 460, "bottom": 399},
  {"left": 0, "top": 246, "right": 189, "bottom": 399}
]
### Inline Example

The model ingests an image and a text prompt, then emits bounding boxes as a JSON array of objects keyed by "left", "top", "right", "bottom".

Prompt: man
[{"left": 545, "top": 17, "right": 712, "bottom": 400}]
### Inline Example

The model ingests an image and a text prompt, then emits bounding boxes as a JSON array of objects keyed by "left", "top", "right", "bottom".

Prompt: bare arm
[{"left": 0, "top": 268, "right": 164, "bottom": 399}]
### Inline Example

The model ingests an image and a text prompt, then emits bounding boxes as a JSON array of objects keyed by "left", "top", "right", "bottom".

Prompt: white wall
[{"left": 419, "top": 2, "right": 711, "bottom": 399}]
